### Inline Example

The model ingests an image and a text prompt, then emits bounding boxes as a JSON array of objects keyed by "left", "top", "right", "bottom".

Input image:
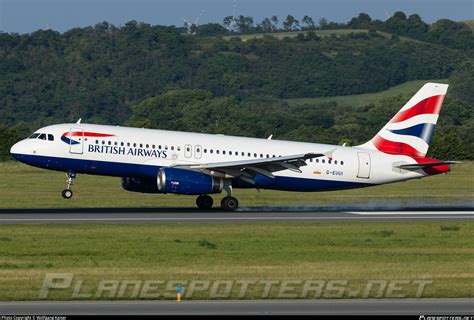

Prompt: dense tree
[
  {"left": 0, "top": 13, "right": 473, "bottom": 160},
  {"left": 348, "top": 13, "right": 372, "bottom": 29},
  {"left": 301, "top": 15, "right": 316, "bottom": 30},
  {"left": 283, "top": 15, "right": 300, "bottom": 31}
]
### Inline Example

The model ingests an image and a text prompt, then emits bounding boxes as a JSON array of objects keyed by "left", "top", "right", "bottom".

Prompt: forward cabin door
[
  {"left": 69, "top": 128, "right": 84, "bottom": 154},
  {"left": 357, "top": 152, "right": 371, "bottom": 179}
]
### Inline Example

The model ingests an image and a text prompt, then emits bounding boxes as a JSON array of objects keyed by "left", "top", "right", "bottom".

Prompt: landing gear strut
[
  {"left": 62, "top": 172, "right": 76, "bottom": 199},
  {"left": 196, "top": 194, "right": 213, "bottom": 209},
  {"left": 221, "top": 181, "right": 239, "bottom": 211}
]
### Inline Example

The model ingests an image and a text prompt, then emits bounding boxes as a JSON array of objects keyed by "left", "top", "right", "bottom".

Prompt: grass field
[
  {"left": 0, "top": 221, "right": 473, "bottom": 300},
  {"left": 222, "top": 29, "right": 421, "bottom": 43},
  {"left": 0, "top": 162, "right": 472, "bottom": 300},
  {"left": 462, "top": 20, "right": 474, "bottom": 30},
  {"left": 223, "top": 29, "right": 371, "bottom": 41},
  {"left": 287, "top": 79, "right": 449, "bottom": 108},
  {"left": 0, "top": 161, "right": 472, "bottom": 208}
]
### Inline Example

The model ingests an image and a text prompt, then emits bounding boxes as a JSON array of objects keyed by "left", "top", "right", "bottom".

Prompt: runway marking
[
  {"left": 0, "top": 216, "right": 472, "bottom": 222},
  {"left": 349, "top": 211, "right": 474, "bottom": 215}
]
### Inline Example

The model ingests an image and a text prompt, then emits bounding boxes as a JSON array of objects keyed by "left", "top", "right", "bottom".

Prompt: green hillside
[
  {"left": 287, "top": 79, "right": 449, "bottom": 108},
  {"left": 462, "top": 20, "right": 474, "bottom": 30},
  {"left": 0, "top": 12, "right": 473, "bottom": 160}
]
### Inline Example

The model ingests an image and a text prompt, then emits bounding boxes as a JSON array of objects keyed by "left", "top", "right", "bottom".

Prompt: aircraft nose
[{"left": 10, "top": 141, "right": 26, "bottom": 161}]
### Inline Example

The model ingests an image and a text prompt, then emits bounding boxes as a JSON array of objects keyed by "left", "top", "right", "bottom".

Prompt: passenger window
[
  {"left": 146, "top": 144, "right": 149, "bottom": 148},
  {"left": 328, "top": 159, "right": 332, "bottom": 164},
  {"left": 127, "top": 143, "right": 130, "bottom": 147},
  {"left": 316, "top": 159, "right": 319, "bottom": 163},
  {"left": 171, "top": 146, "right": 174, "bottom": 151},
  {"left": 121, "top": 142, "right": 124, "bottom": 147},
  {"left": 133, "top": 143, "right": 136, "bottom": 147},
  {"left": 38, "top": 133, "right": 46, "bottom": 140},
  {"left": 114, "top": 141, "right": 118, "bottom": 146},
  {"left": 96, "top": 140, "right": 99, "bottom": 144},
  {"left": 48, "top": 134, "right": 54, "bottom": 141},
  {"left": 341, "top": 161, "right": 344, "bottom": 165},
  {"left": 216, "top": 150, "right": 220, "bottom": 154},
  {"left": 229, "top": 151, "right": 232, "bottom": 155},
  {"left": 108, "top": 141, "right": 112, "bottom": 145},
  {"left": 335, "top": 160, "right": 338, "bottom": 165},
  {"left": 204, "top": 149, "right": 207, "bottom": 153},
  {"left": 254, "top": 153, "right": 257, "bottom": 157},
  {"left": 223, "top": 150, "right": 226, "bottom": 155},
  {"left": 102, "top": 141, "right": 106, "bottom": 145},
  {"left": 210, "top": 149, "right": 213, "bottom": 154},
  {"left": 322, "top": 159, "right": 325, "bottom": 163}
]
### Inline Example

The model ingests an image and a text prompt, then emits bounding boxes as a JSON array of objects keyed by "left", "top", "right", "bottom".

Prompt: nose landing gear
[{"left": 61, "top": 172, "right": 76, "bottom": 199}]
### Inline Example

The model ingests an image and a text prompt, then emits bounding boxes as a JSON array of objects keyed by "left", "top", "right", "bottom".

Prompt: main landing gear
[
  {"left": 61, "top": 172, "right": 76, "bottom": 199},
  {"left": 195, "top": 181, "right": 239, "bottom": 211},
  {"left": 196, "top": 194, "right": 213, "bottom": 209}
]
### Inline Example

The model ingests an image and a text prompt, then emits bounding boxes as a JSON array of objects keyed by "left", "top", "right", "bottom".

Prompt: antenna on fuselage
[
  {"left": 76, "top": 118, "right": 82, "bottom": 124},
  {"left": 267, "top": 134, "right": 273, "bottom": 140}
]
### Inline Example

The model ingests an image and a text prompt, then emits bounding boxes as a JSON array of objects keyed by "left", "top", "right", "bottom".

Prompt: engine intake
[
  {"left": 121, "top": 177, "right": 159, "bottom": 193},
  {"left": 157, "top": 167, "right": 223, "bottom": 195}
]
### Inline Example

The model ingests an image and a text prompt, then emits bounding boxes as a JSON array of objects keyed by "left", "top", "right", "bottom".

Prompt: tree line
[{"left": 189, "top": 11, "right": 473, "bottom": 51}]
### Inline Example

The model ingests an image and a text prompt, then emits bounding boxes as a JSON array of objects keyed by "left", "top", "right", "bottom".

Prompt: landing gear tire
[
  {"left": 196, "top": 195, "right": 213, "bottom": 209},
  {"left": 221, "top": 196, "right": 239, "bottom": 211},
  {"left": 62, "top": 189, "right": 73, "bottom": 199}
]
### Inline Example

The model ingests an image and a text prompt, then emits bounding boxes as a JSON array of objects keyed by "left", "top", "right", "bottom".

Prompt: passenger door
[
  {"left": 357, "top": 152, "right": 371, "bottom": 179},
  {"left": 69, "top": 128, "right": 84, "bottom": 154}
]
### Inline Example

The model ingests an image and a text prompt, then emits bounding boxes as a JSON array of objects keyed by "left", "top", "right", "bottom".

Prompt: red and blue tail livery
[
  {"left": 360, "top": 83, "right": 447, "bottom": 158},
  {"left": 10, "top": 82, "right": 459, "bottom": 210}
]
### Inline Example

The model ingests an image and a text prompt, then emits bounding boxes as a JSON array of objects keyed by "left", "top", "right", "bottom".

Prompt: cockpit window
[
  {"left": 38, "top": 133, "right": 47, "bottom": 140},
  {"left": 29, "top": 133, "right": 40, "bottom": 139},
  {"left": 48, "top": 134, "right": 54, "bottom": 141}
]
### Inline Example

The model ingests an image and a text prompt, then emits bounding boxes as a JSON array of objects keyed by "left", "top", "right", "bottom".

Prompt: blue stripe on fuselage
[{"left": 10, "top": 153, "right": 372, "bottom": 192}]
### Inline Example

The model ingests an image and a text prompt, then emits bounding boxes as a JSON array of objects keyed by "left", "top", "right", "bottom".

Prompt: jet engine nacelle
[{"left": 157, "top": 167, "right": 223, "bottom": 195}]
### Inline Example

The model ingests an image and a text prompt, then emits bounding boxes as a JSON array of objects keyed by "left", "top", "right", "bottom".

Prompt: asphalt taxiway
[{"left": 0, "top": 299, "right": 472, "bottom": 315}]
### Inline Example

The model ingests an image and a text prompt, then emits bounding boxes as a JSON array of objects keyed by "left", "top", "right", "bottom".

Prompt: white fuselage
[{"left": 10, "top": 123, "right": 429, "bottom": 192}]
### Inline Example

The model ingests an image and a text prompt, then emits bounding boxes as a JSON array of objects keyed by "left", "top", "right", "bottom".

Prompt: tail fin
[{"left": 358, "top": 82, "right": 448, "bottom": 157}]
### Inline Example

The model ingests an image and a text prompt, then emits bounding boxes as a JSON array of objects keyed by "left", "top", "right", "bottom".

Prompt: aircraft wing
[
  {"left": 396, "top": 161, "right": 461, "bottom": 170},
  {"left": 173, "top": 153, "right": 323, "bottom": 185}
]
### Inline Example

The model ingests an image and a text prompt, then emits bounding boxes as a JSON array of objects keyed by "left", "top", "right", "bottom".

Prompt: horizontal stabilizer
[{"left": 396, "top": 161, "right": 461, "bottom": 170}]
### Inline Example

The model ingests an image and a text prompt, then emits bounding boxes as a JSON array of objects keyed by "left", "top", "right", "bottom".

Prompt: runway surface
[
  {"left": 0, "top": 207, "right": 472, "bottom": 224},
  {"left": 0, "top": 299, "right": 472, "bottom": 315}
]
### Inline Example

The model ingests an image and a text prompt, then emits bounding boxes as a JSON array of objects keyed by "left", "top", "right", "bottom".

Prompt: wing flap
[{"left": 173, "top": 152, "right": 324, "bottom": 184}]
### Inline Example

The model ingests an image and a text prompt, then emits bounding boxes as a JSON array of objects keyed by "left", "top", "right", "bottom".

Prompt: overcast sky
[{"left": 1, "top": 0, "right": 473, "bottom": 34}]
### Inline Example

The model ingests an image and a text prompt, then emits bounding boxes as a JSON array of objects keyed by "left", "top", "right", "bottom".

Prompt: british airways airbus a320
[{"left": 10, "top": 83, "right": 458, "bottom": 211}]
